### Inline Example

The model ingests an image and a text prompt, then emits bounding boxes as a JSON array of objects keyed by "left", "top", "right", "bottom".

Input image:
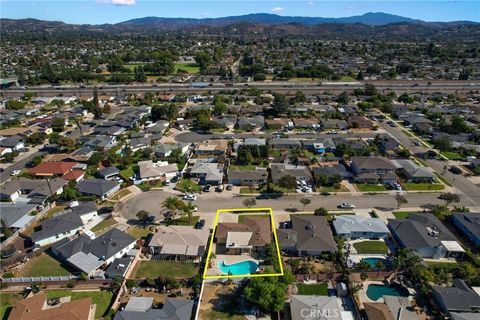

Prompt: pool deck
[
  {"left": 206, "top": 253, "right": 261, "bottom": 276},
  {"left": 358, "top": 280, "right": 387, "bottom": 306}
]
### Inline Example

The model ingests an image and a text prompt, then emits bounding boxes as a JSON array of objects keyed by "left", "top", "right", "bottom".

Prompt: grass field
[
  {"left": 296, "top": 283, "right": 328, "bottom": 295},
  {"left": 356, "top": 184, "right": 387, "bottom": 192},
  {"left": 392, "top": 211, "right": 419, "bottom": 219},
  {"left": 353, "top": 241, "right": 389, "bottom": 254},
  {"left": 402, "top": 183, "right": 445, "bottom": 191},
  {"left": 18, "top": 254, "right": 72, "bottom": 277},
  {"left": 90, "top": 217, "right": 117, "bottom": 234},
  {"left": 133, "top": 261, "right": 198, "bottom": 279},
  {"left": 46, "top": 290, "right": 114, "bottom": 318},
  {"left": 0, "top": 293, "right": 23, "bottom": 320},
  {"left": 128, "top": 226, "right": 152, "bottom": 239},
  {"left": 441, "top": 152, "right": 464, "bottom": 161},
  {"left": 174, "top": 63, "right": 200, "bottom": 74},
  {"left": 175, "top": 179, "right": 201, "bottom": 193}
]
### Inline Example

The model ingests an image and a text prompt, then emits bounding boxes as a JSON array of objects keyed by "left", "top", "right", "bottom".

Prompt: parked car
[
  {"left": 337, "top": 202, "right": 355, "bottom": 209},
  {"left": 203, "top": 184, "right": 211, "bottom": 192},
  {"left": 215, "top": 185, "right": 224, "bottom": 192},
  {"left": 195, "top": 219, "right": 205, "bottom": 229},
  {"left": 449, "top": 166, "right": 462, "bottom": 175},
  {"left": 225, "top": 184, "right": 233, "bottom": 191},
  {"left": 256, "top": 193, "right": 269, "bottom": 200},
  {"left": 11, "top": 169, "right": 21, "bottom": 176},
  {"left": 183, "top": 194, "right": 197, "bottom": 201}
]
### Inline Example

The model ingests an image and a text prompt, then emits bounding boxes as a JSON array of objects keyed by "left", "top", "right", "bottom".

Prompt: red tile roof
[
  {"left": 29, "top": 162, "right": 77, "bottom": 176},
  {"left": 62, "top": 170, "right": 85, "bottom": 181}
]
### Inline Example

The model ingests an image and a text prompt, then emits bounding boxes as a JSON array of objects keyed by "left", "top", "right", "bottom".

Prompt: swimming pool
[
  {"left": 218, "top": 260, "right": 258, "bottom": 275},
  {"left": 366, "top": 284, "right": 408, "bottom": 301},
  {"left": 361, "top": 258, "right": 391, "bottom": 269}
]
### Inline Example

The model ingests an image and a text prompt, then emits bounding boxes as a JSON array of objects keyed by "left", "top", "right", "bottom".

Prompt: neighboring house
[
  {"left": 76, "top": 179, "right": 120, "bottom": 200},
  {"left": 29, "top": 161, "right": 84, "bottom": 181},
  {"left": 7, "top": 292, "right": 94, "bottom": 320},
  {"left": 94, "top": 123, "right": 125, "bottom": 136},
  {"left": 290, "top": 295, "right": 353, "bottom": 320},
  {"left": 52, "top": 227, "right": 136, "bottom": 276},
  {"left": 312, "top": 164, "right": 350, "bottom": 183},
  {"left": 195, "top": 140, "right": 229, "bottom": 156},
  {"left": 129, "top": 137, "right": 152, "bottom": 152},
  {"left": 0, "top": 202, "right": 36, "bottom": 233},
  {"left": 80, "top": 136, "right": 116, "bottom": 150},
  {"left": 113, "top": 297, "right": 193, "bottom": 320},
  {"left": 320, "top": 118, "right": 349, "bottom": 130},
  {"left": 155, "top": 143, "right": 189, "bottom": 158},
  {"left": 97, "top": 166, "right": 120, "bottom": 180},
  {"left": 61, "top": 201, "right": 98, "bottom": 224},
  {"left": 451, "top": 212, "right": 480, "bottom": 247},
  {"left": 0, "top": 178, "right": 67, "bottom": 203},
  {"left": 265, "top": 118, "right": 291, "bottom": 129},
  {"left": 105, "top": 257, "right": 133, "bottom": 278},
  {"left": 270, "top": 163, "right": 313, "bottom": 184},
  {"left": 349, "top": 156, "right": 397, "bottom": 184},
  {"left": 432, "top": 279, "right": 480, "bottom": 314},
  {"left": 31, "top": 211, "right": 84, "bottom": 247},
  {"left": 189, "top": 162, "right": 224, "bottom": 185},
  {"left": 227, "top": 167, "right": 267, "bottom": 186},
  {"left": 364, "top": 295, "right": 421, "bottom": 320},
  {"left": 277, "top": 215, "right": 337, "bottom": 256},
  {"left": 391, "top": 159, "right": 435, "bottom": 183},
  {"left": 292, "top": 118, "right": 319, "bottom": 129},
  {"left": 269, "top": 138, "right": 302, "bottom": 150},
  {"left": 333, "top": 215, "right": 390, "bottom": 239},
  {"left": 138, "top": 160, "right": 178, "bottom": 183},
  {"left": 302, "top": 138, "right": 336, "bottom": 154},
  {"left": 388, "top": 214, "right": 465, "bottom": 259},
  {"left": 147, "top": 225, "right": 210, "bottom": 262},
  {"left": 0, "top": 135, "right": 24, "bottom": 152},
  {"left": 377, "top": 135, "right": 401, "bottom": 154},
  {"left": 215, "top": 216, "right": 271, "bottom": 255},
  {"left": 348, "top": 115, "right": 373, "bottom": 129},
  {"left": 236, "top": 115, "right": 264, "bottom": 130}
]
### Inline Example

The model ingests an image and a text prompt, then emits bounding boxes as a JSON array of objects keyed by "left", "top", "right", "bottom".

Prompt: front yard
[
  {"left": 352, "top": 240, "right": 389, "bottom": 254},
  {"left": 17, "top": 254, "right": 72, "bottom": 277},
  {"left": 296, "top": 283, "right": 328, "bottom": 295},
  {"left": 392, "top": 211, "right": 419, "bottom": 219},
  {"left": 90, "top": 216, "right": 118, "bottom": 234},
  {"left": 46, "top": 290, "right": 114, "bottom": 319},
  {"left": 127, "top": 226, "right": 152, "bottom": 239},
  {"left": 402, "top": 183, "right": 444, "bottom": 191},
  {"left": 317, "top": 185, "right": 349, "bottom": 192},
  {"left": 356, "top": 184, "right": 387, "bottom": 192},
  {"left": 132, "top": 261, "right": 198, "bottom": 279},
  {"left": 175, "top": 178, "right": 201, "bottom": 193}
]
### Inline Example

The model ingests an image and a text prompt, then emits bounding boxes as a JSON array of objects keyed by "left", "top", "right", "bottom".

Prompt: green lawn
[
  {"left": 110, "top": 189, "right": 131, "bottom": 201},
  {"left": 425, "top": 261, "right": 459, "bottom": 270},
  {"left": 166, "top": 215, "right": 200, "bottom": 226},
  {"left": 339, "top": 76, "right": 357, "bottom": 81},
  {"left": 18, "top": 254, "right": 72, "bottom": 277},
  {"left": 175, "top": 179, "right": 201, "bottom": 193},
  {"left": 90, "top": 217, "right": 118, "bottom": 234},
  {"left": 392, "top": 211, "right": 419, "bottom": 219},
  {"left": 296, "top": 283, "right": 328, "bottom": 295},
  {"left": 353, "top": 241, "right": 389, "bottom": 254},
  {"left": 133, "top": 261, "right": 198, "bottom": 279},
  {"left": 356, "top": 184, "right": 387, "bottom": 192},
  {"left": 0, "top": 293, "right": 23, "bottom": 320},
  {"left": 120, "top": 164, "right": 138, "bottom": 179},
  {"left": 174, "top": 63, "right": 200, "bottom": 74},
  {"left": 318, "top": 185, "right": 349, "bottom": 192},
  {"left": 46, "top": 290, "right": 114, "bottom": 319},
  {"left": 43, "top": 205, "right": 68, "bottom": 219},
  {"left": 229, "top": 164, "right": 258, "bottom": 171},
  {"left": 441, "top": 152, "right": 464, "bottom": 161},
  {"left": 137, "top": 181, "right": 164, "bottom": 191},
  {"left": 403, "top": 183, "right": 445, "bottom": 191},
  {"left": 123, "top": 63, "right": 143, "bottom": 71},
  {"left": 258, "top": 184, "right": 295, "bottom": 194},
  {"left": 128, "top": 226, "right": 152, "bottom": 239}
]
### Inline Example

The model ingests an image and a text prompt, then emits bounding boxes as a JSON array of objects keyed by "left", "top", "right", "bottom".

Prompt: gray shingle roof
[
  {"left": 113, "top": 298, "right": 193, "bottom": 320},
  {"left": 433, "top": 279, "right": 480, "bottom": 313},
  {"left": 31, "top": 211, "right": 83, "bottom": 242},
  {"left": 76, "top": 179, "right": 119, "bottom": 197}
]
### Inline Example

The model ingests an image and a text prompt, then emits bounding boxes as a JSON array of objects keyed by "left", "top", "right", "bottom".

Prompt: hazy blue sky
[{"left": 1, "top": 1, "right": 479, "bottom": 24}]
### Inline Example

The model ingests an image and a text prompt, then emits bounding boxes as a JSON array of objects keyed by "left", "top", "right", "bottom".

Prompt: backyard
[
  {"left": 296, "top": 283, "right": 328, "bottom": 295},
  {"left": 132, "top": 261, "right": 198, "bottom": 279},
  {"left": 352, "top": 240, "right": 389, "bottom": 254},
  {"left": 46, "top": 290, "right": 114, "bottom": 319},
  {"left": 17, "top": 254, "right": 72, "bottom": 277}
]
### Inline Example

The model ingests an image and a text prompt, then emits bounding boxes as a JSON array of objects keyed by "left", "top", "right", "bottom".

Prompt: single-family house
[
  {"left": 277, "top": 215, "right": 337, "bottom": 256},
  {"left": 227, "top": 167, "right": 267, "bottom": 186},
  {"left": 61, "top": 201, "right": 98, "bottom": 225},
  {"left": 76, "top": 179, "right": 120, "bottom": 200},
  {"left": 349, "top": 156, "right": 397, "bottom": 184},
  {"left": 97, "top": 166, "right": 120, "bottom": 180},
  {"left": 31, "top": 211, "right": 85, "bottom": 247},
  {"left": 270, "top": 163, "right": 313, "bottom": 185},
  {"left": 388, "top": 214, "right": 465, "bottom": 259},
  {"left": 451, "top": 212, "right": 480, "bottom": 247},
  {"left": 333, "top": 215, "right": 390, "bottom": 239},
  {"left": 0, "top": 202, "right": 36, "bottom": 233},
  {"left": 112, "top": 297, "right": 193, "bottom": 320},
  {"left": 52, "top": 227, "right": 136, "bottom": 276},
  {"left": 391, "top": 159, "right": 435, "bottom": 182},
  {"left": 290, "top": 295, "right": 352, "bottom": 320},
  {"left": 195, "top": 140, "right": 229, "bottom": 156},
  {"left": 189, "top": 162, "right": 224, "bottom": 185},
  {"left": 147, "top": 225, "right": 210, "bottom": 262},
  {"left": 269, "top": 138, "right": 302, "bottom": 150},
  {"left": 432, "top": 279, "right": 480, "bottom": 314},
  {"left": 0, "top": 135, "right": 24, "bottom": 152},
  {"left": 138, "top": 160, "right": 178, "bottom": 183}
]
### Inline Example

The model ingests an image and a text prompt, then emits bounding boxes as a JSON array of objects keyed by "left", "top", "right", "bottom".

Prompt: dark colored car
[
  {"left": 449, "top": 166, "right": 462, "bottom": 174},
  {"left": 256, "top": 194, "right": 269, "bottom": 200},
  {"left": 195, "top": 219, "right": 206, "bottom": 229}
]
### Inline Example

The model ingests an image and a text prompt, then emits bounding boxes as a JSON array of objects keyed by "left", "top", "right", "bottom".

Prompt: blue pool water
[
  {"left": 218, "top": 260, "right": 258, "bottom": 275},
  {"left": 366, "top": 284, "right": 408, "bottom": 301},
  {"left": 361, "top": 258, "right": 390, "bottom": 269}
]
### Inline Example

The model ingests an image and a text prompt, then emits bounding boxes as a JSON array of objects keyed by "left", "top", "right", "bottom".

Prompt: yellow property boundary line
[{"left": 202, "top": 207, "right": 284, "bottom": 279}]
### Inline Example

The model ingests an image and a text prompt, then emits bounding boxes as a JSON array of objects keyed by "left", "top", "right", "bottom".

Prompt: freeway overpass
[{"left": 1, "top": 80, "right": 479, "bottom": 97}]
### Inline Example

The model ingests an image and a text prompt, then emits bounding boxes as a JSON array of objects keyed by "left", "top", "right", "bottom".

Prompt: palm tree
[
  {"left": 162, "top": 197, "right": 185, "bottom": 219},
  {"left": 182, "top": 202, "right": 196, "bottom": 225}
]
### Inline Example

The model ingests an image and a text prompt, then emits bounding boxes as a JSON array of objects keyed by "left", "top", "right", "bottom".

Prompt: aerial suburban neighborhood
[{"left": 0, "top": 1, "right": 480, "bottom": 320}]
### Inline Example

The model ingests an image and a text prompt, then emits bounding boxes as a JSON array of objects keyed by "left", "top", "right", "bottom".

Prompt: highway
[{"left": 2, "top": 80, "right": 479, "bottom": 97}]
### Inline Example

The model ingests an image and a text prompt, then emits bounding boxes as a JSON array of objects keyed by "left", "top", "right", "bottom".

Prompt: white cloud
[
  {"left": 308, "top": 1, "right": 315, "bottom": 6},
  {"left": 98, "top": 0, "right": 136, "bottom": 6},
  {"left": 271, "top": 7, "right": 284, "bottom": 14}
]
